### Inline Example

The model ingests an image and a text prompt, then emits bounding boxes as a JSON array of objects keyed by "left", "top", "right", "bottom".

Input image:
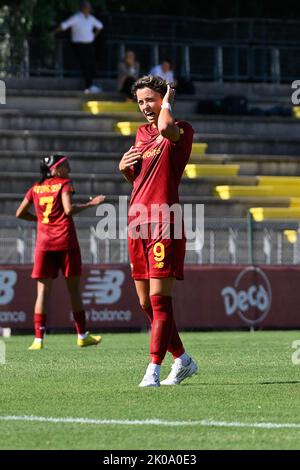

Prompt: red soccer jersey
[
  {"left": 25, "top": 177, "right": 79, "bottom": 251},
  {"left": 128, "top": 120, "right": 194, "bottom": 225}
]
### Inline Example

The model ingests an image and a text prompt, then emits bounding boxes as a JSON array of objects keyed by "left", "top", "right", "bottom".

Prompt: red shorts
[
  {"left": 128, "top": 223, "right": 186, "bottom": 280},
  {"left": 32, "top": 247, "right": 82, "bottom": 279}
]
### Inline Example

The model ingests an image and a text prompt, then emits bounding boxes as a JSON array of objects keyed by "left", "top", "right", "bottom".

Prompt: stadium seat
[
  {"left": 114, "top": 121, "right": 143, "bottom": 135},
  {"left": 258, "top": 176, "right": 300, "bottom": 186},
  {"left": 249, "top": 207, "right": 300, "bottom": 221},
  {"left": 82, "top": 101, "right": 139, "bottom": 114},
  {"left": 283, "top": 230, "right": 298, "bottom": 244},
  {"left": 185, "top": 164, "right": 239, "bottom": 178},
  {"left": 191, "top": 143, "right": 208, "bottom": 156},
  {"left": 215, "top": 185, "right": 273, "bottom": 199},
  {"left": 293, "top": 106, "right": 300, "bottom": 119},
  {"left": 216, "top": 183, "right": 300, "bottom": 199}
]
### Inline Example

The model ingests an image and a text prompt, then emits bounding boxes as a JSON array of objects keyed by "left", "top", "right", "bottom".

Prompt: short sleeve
[
  {"left": 61, "top": 14, "right": 77, "bottom": 31},
  {"left": 174, "top": 121, "right": 194, "bottom": 149},
  {"left": 25, "top": 187, "right": 33, "bottom": 203},
  {"left": 92, "top": 16, "right": 103, "bottom": 30},
  {"left": 61, "top": 181, "right": 75, "bottom": 194}
]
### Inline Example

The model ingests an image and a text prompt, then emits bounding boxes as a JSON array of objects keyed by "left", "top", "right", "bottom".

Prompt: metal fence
[
  {"left": 1, "top": 16, "right": 300, "bottom": 82},
  {"left": 2, "top": 219, "right": 300, "bottom": 265}
]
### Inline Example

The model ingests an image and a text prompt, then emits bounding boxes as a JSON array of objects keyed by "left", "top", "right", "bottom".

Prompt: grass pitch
[{"left": 0, "top": 330, "right": 300, "bottom": 450}]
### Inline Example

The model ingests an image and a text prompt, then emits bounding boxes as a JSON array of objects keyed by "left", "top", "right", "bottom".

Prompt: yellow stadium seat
[
  {"left": 191, "top": 143, "right": 208, "bottom": 156},
  {"left": 289, "top": 198, "right": 300, "bottom": 207},
  {"left": 284, "top": 230, "right": 298, "bottom": 244},
  {"left": 216, "top": 184, "right": 300, "bottom": 199},
  {"left": 249, "top": 207, "right": 300, "bottom": 221},
  {"left": 215, "top": 185, "right": 273, "bottom": 199},
  {"left": 114, "top": 121, "right": 143, "bottom": 135},
  {"left": 293, "top": 107, "right": 300, "bottom": 119},
  {"left": 258, "top": 176, "right": 300, "bottom": 186},
  {"left": 82, "top": 101, "right": 139, "bottom": 114},
  {"left": 185, "top": 164, "right": 239, "bottom": 178}
]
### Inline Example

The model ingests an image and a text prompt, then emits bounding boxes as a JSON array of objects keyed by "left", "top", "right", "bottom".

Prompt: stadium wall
[{"left": 0, "top": 264, "right": 299, "bottom": 330}]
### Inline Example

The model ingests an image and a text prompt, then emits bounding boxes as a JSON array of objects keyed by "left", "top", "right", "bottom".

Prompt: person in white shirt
[
  {"left": 150, "top": 59, "right": 176, "bottom": 85},
  {"left": 55, "top": 1, "right": 103, "bottom": 93}
]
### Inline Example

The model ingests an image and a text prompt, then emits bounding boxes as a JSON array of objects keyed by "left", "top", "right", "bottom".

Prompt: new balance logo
[
  {"left": 0, "top": 270, "right": 17, "bottom": 305},
  {"left": 82, "top": 269, "right": 125, "bottom": 305}
]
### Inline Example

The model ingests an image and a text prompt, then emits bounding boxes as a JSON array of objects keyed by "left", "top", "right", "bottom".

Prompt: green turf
[{"left": 0, "top": 331, "right": 300, "bottom": 450}]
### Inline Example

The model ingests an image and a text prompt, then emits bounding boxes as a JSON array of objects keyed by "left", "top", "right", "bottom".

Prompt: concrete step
[
  {"left": 4, "top": 77, "right": 116, "bottom": 91},
  {"left": 0, "top": 172, "right": 255, "bottom": 197},
  {"left": 5, "top": 90, "right": 199, "bottom": 113},
  {"left": 0, "top": 172, "right": 132, "bottom": 197},
  {"left": 3, "top": 150, "right": 300, "bottom": 176},
  {"left": 1, "top": 192, "right": 290, "bottom": 218},
  {"left": 0, "top": 130, "right": 134, "bottom": 152},
  {"left": 202, "top": 134, "right": 300, "bottom": 155},
  {"left": 0, "top": 150, "right": 121, "bottom": 173},
  {"left": 1, "top": 129, "right": 300, "bottom": 154},
  {"left": 1, "top": 110, "right": 298, "bottom": 139}
]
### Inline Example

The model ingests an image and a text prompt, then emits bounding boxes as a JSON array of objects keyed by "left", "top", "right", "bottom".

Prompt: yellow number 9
[{"left": 153, "top": 242, "right": 165, "bottom": 262}]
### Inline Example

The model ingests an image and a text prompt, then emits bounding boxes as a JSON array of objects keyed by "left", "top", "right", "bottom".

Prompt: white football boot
[
  {"left": 139, "top": 363, "right": 160, "bottom": 387},
  {"left": 161, "top": 357, "right": 198, "bottom": 385}
]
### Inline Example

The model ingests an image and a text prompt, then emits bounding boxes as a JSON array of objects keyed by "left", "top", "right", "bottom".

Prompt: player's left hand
[
  {"left": 162, "top": 84, "right": 176, "bottom": 107},
  {"left": 89, "top": 195, "right": 106, "bottom": 206}
]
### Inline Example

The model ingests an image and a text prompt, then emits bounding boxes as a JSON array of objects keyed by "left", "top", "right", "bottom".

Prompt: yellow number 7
[{"left": 39, "top": 196, "right": 54, "bottom": 224}]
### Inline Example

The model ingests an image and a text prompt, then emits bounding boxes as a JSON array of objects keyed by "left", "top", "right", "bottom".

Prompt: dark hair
[
  {"left": 39, "top": 154, "right": 67, "bottom": 183},
  {"left": 161, "top": 58, "right": 173, "bottom": 69},
  {"left": 131, "top": 75, "right": 168, "bottom": 99}
]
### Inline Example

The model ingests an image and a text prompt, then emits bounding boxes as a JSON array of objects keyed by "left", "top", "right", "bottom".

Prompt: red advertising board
[{"left": 0, "top": 264, "right": 300, "bottom": 330}]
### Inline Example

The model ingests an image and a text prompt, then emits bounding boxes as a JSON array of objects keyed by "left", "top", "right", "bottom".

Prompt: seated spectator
[
  {"left": 150, "top": 58, "right": 175, "bottom": 85},
  {"left": 117, "top": 50, "right": 140, "bottom": 101},
  {"left": 150, "top": 58, "right": 195, "bottom": 95}
]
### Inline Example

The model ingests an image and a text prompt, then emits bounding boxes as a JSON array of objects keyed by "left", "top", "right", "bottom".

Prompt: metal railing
[
  {"left": 1, "top": 16, "right": 300, "bottom": 82},
  {"left": 2, "top": 219, "right": 300, "bottom": 265}
]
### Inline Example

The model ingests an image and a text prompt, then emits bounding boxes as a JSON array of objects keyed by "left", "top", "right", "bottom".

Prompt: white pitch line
[{"left": 0, "top": 415, "right": 300, "bottom": 430}]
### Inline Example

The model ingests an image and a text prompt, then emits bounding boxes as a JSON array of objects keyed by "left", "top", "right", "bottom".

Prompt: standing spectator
[
  {"left": 150, "top": 58, "right": 176, "bottom": 85},
  {"left": 117, "top": 50, "right": 140, "bottom": 101},
  {"left": 55, "top": 1, "right": 103, "bottom": 93}
]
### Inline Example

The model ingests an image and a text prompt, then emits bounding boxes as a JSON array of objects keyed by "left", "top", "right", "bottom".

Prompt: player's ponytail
[{"left": 39, "top": 160, "right": 51, "bottom": 183}]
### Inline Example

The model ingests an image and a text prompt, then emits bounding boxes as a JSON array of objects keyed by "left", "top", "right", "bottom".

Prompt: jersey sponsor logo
[
  {"left": 0, "top": 270, "right": 17, "bottom": 305},
  {"left": 142, "top": 147, "right": 161, "bottom": 160},
  {"left": 82, "top": 269, "right": 125, "bottom": 305},
  {"left": 33, "top": 184, "right": 62, "bottom": 194},
  {"left": 154, "top": 262, "right": 164, "bottom": 269},
  {"left": 221, "top": 266, "right": 272, "bottom": 326}
]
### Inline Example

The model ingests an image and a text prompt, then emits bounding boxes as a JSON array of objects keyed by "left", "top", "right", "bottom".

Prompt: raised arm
[
  {"left": 157, "top": 84, "right": 180, "bottom": 143},
  {"left": 62, "top": 192, "right": 106, "bottom": 216}
]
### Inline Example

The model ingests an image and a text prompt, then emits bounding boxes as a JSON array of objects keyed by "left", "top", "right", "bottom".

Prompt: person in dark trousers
[
  {"left": 55, "top": 1, "right": 103, "bottom": 93},
  {"left": 117, "top": 50, "right": 140, "bottom": 101}
]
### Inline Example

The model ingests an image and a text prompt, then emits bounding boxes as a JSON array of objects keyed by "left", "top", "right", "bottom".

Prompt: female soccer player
[
  {"left": 16, "top": 154, "right": 105, "bottom": 350},
  {"left": 119, "top": 76, "right": 198, "bottom": 386}
]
